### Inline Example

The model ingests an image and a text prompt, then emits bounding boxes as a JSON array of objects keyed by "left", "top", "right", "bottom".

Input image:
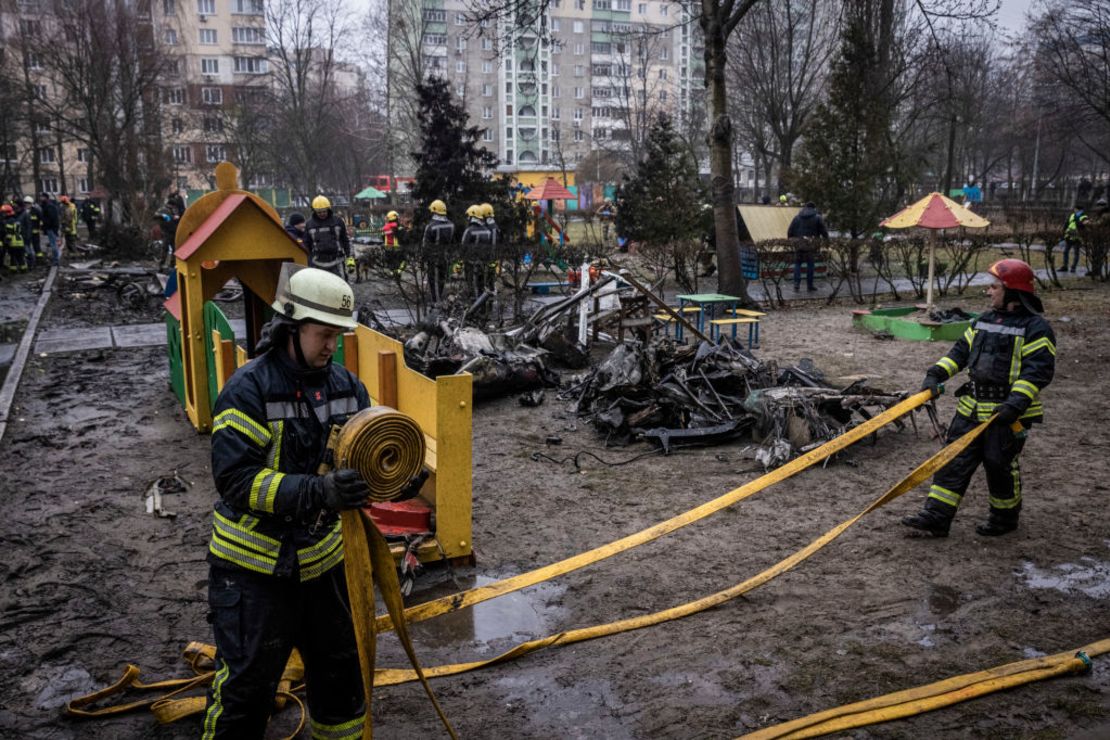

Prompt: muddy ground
[{"left": 1, "top": 273, "right": 1109, "bottom": 739}]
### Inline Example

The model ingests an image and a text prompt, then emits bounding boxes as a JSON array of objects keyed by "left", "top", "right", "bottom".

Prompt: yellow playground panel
[
  {"left": 174, "top": 163, "right": 474, "bottom": 564},
  {"left": 170, "top": 161, "right": 307, "bottom": 432},
  {"left": 209, "top": 322, "right": 474, "bottom": 564}
]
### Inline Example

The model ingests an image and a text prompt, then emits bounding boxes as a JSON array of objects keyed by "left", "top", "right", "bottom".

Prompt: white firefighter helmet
[{"left": 272, "top": 263, "right": 357, "bottom": 330}]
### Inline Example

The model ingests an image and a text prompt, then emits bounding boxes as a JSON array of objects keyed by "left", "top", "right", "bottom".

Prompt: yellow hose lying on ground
[
  {"left": 370, "top": 417, "right": 991, "bottom": 686},
  {"left": 376, "top": 390, "right": 935, "bottom": 633},
  {"left": 65, "top": 393, "right": 930, "bottom": 732},
  {"left": 740, "top": 638, "right": 1110, "bottom": 739}
]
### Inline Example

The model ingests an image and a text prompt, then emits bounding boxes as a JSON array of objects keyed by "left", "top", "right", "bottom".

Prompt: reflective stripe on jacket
[
  {"left": 208, "top": 348, "right": 370, "bottom": 580},
  {"left": 3, "top": 219, "right": 25, "bottom": 248},
  {"left": 927, "top": 308, "right": 1056, "bottom": 423}
]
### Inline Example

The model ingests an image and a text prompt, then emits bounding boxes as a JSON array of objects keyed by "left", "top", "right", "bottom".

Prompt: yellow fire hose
[
  {"left": 71, "top": 393, "right": 1042, "bottom": 735},
  {"left": 740, "top": 637, "right": 1110, "bottom": 739},
  {"left": 325, "top": 407, "right": 457, "bottom": 740},
  {"left": 64, "top": 393, "right": 931, "bottom": 731},
  {"left": 369, "top": 415, "right": 992, "bottom": 687},
  {"left": 376, "top": 390, "right": 936, "bottom": 634},
  {"left": 65, "top": 407, "right": 456, "bottom": 740}
]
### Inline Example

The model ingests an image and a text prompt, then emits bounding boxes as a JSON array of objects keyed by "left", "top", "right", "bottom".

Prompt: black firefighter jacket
[
  {"left": 208, "top": 347, "right": 370, "bottom": 581},
  {"left": 925, "top": 307, "right": 1056, "bottom": 424}
]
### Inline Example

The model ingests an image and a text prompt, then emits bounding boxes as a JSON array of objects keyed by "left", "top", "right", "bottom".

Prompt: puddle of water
[
  {"left": 1018, "top": 558, "right": 1110, "bottom": 599},
  {"left": 406, "top": 574, "right": 566, "bottom": 649}
]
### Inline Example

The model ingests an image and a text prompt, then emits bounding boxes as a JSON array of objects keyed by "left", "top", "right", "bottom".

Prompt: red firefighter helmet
[
  {"left": 988, "top": 259, "right": 1042, "bottom": 313},
  {"left": 0, "top": 204, "right": 13, "bottom": 216}
]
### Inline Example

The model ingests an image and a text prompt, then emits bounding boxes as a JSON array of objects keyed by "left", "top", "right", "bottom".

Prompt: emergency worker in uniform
[
  {"left": 202, "top": 265, "right": 370, "bottom": 739},
  {"left": 1061, "top": 204, "right": 1089, "bottom": 273},
  {"left": 480, "top": 202, "right": 499, "bottom": 295},
  {"left": 22, "top": 195, "right": 42, "bottom": 267},
  {"left": 902, "top": 259, "right": 1056, "bottom": 538},
  {"left": 60, "top": 196, "right": 79, "bottom": 253},
  {"left": 422, "top": 199, "right": 455, "bottom": 302},
  {"left": 460, "top": 204, "right": 492, "bottom": 301},
  {"left": 381, "top": 210, "right": 406, "bottom": 276},
  {"left": 2, "top": 204, "right": 27, "bottom": 273},
  {"left": 303, "top": 196, "right": 352, "bottom": 280}
]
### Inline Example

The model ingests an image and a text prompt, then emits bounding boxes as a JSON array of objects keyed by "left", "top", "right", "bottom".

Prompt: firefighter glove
[
  {"left": 993, "top": 403, "right": 1021, "bottom": 427},
  {"left": 397, "top": 468, "right": 430, "bottom": 501},
  {"left": 320, "top": 468, "right": 370, "bottom": 510},
  {"left": 921, "top": 375, "right": 943, "bottom": 399}
]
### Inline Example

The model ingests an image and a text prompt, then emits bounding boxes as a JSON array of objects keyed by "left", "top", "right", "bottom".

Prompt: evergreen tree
[
  {"left": 792, "top": 7, "right": 895, "bottom": 238},
  {"left": 410, "top": 77, "right": 501, "bottom": 234},
  {"left": 616, "top": 115, "right": 707, "bottom": 247}
]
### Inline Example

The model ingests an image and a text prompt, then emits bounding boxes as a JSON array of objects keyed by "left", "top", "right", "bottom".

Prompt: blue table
[{"left": 675, "top": 293, "right": 741, "bottom": 342}]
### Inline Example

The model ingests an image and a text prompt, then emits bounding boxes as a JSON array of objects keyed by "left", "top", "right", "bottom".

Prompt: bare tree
[
  {"left": 1034, "top": 0, "right": 1110, "bottom": 170},
  {"left": 23, "top": 0, "right": 172, "bottom": 221},
  {"left": 266, "top": 0, "right": 356, "bottom": 199},
  {"left": 728, "top": 0, "right": 838, "bottom": 193},
  {"left": 599, "top": 28, "right": 674, "bottom": 167}
]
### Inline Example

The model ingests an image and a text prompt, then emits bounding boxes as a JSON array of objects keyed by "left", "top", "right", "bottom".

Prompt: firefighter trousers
[
  {"left": 924, "top": 413, "right": 1027, "bottom": 523},
  {"left": 201, "top": 563, "right": 365, "bottom": 740}
]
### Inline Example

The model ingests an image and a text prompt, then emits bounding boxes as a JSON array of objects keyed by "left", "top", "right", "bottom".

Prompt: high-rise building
[
  {"left": 393, "top": 0, "right": 705, "bottom": 176},
  {"left": 155, "top": 0, "right": 270, "bottom": 191}
]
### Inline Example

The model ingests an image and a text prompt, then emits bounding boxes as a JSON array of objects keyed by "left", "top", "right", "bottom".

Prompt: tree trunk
[{"left": 702, "top": 15, "right": 751, "bottom": 303}]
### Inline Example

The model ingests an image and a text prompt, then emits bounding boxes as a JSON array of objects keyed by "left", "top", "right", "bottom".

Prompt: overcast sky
[{"left": 996, "top": 0, "right": 1035, "bottom": 34}]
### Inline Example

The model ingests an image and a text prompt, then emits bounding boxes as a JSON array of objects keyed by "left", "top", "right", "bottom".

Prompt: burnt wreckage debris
[{"left": 565, "top": 339, "right": 904, "bottom": 465}]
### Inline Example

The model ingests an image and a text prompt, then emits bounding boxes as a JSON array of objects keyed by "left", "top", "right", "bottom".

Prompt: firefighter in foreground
[
  {"left": 202, "top": 265, "right": 370, "bottom": 739},
  {"left": 902, "top": 259, "right": 1056, "bottom": 538},
  {"left": 303, "top": 195, "right": 352, "bottom": 280}
]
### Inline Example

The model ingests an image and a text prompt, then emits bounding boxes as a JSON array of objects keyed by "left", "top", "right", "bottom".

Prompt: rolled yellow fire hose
[
  {"left": 740, "top": 638, "right": 1110, "bottom": 739},
  {"left": 327, "top": 406, "right": 456, "bottom": 740},
  {"left": 376, "top": 390, "right": 936, "bottom": 633}
]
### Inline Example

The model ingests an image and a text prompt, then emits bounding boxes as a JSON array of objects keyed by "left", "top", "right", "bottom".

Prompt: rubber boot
[
  {"left": 901, "top": 509, "right": 952, "bottom": 538},
  {"left": 975, "top": 508, "right": 1019, "bottom": 537}
]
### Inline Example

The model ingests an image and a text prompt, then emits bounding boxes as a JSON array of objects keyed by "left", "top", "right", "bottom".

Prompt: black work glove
[
  {"left": 921, "top": 374, "right": 943, "bottom": 399},
  {"left": 396, "top": 468, "right": 430, "bottom": 501},
  {"left": 993, "top": 404, "right": 1021, "bottom": 427},
  {"left": 320, "top": 468, "right": 370, "bottom": 511}
]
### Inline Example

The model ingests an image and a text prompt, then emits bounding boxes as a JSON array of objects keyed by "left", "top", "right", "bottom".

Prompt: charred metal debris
[{"left": 563, "top": 339, "right": 905, "bottom": 466}]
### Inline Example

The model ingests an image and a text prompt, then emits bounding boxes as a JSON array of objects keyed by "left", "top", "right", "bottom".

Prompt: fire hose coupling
[{"left": 1075, "top": 651, "right": 1092, "bottom": 674}]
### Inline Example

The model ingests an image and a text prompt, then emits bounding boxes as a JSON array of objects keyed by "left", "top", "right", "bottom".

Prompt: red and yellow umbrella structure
[
  {"left": 524, "top": 178, "right": 577, "bottom": 247},
  {"left": 880, "top": 192, "right": 990, "bottom": 308},
  {"left": 523, "top": 178, "right": 577, "bottom": 201}
]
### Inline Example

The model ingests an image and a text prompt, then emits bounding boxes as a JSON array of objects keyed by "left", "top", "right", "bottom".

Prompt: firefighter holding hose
[
  {"left": 202, "top": 265, "right": 372, "bottom": 739},
  {"left": 902, "top": 259, "right": 1056, "bottom": 539}
]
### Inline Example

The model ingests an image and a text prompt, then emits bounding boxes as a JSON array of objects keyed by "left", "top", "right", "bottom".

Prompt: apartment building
[
  {"left": 406, "top": 0, "right": 704, "bottom": 175},
  {"left": 155, "top": 0, "right": 269, "bottom": 191}
]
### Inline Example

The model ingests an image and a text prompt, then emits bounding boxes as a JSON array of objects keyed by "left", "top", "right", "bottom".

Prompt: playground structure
[{"left": 163, "top": 163, "right": 474, "bottom": 563}]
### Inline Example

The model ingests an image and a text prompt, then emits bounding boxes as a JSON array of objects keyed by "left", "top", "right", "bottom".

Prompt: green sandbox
[{"left": 851, "top": 306, "right": 975, "bottom": 342}]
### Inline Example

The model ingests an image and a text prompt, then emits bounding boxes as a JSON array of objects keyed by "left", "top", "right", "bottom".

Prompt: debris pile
[
  {"left": 565, "top": 339, "right": 905, "bottom": 465},
  {"left": 927, "top": 307, "right": 975, "bottom": 323},
  {"left": 402, "top": 321, "right": 560, "bottom": 401}
]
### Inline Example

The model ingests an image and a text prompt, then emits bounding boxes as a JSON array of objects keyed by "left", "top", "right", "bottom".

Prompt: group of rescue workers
[
  {"left": 198, "top": 242, "right": 1056, "bottom": 738},
  {"left": 282, "top": 196, "right": 502, "bottom": 303},
  {"left": 0, "top": 192, "right": 90, "bottom": 273}
]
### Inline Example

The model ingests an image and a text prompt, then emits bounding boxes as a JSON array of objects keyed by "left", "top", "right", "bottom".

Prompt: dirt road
[{"left": 1, "top": 280, "right": 1108, "bottom": 738}]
